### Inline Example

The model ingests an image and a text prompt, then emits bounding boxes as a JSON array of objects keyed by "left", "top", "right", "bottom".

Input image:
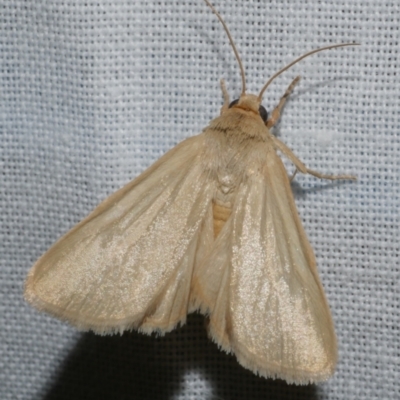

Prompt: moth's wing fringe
[
  {"left": 206, "top": 324, "right": 334, "bottom": 385},
  {"left": 25, "top": 134, "right": 213, "bottom": 336},
  {"left": 24, "top": 287, "right": 189, "bottom": 336}
]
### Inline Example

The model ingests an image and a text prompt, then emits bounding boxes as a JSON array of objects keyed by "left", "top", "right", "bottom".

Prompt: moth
[{"left": 25, "top": 0, "right": 356, "bottom": 385}]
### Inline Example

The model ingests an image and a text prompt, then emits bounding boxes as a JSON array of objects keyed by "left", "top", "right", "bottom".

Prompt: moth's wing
[
  {"left": 194, "top": 148, "right": 337, "bottom": 385},
  {"left": 25, "top": 134, "right": 215, "bottom": 335}
]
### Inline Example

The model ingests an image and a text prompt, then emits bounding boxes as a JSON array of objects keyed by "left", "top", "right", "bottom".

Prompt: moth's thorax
[{"left": 203, "top": 96, "right": 274, "bottom": 237}]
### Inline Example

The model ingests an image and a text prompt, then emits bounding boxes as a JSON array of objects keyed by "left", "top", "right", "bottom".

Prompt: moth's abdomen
[
  {"left": 211, "top": 170, "right": 237, "bottom": 237},
  {"left": 212, "top": 201, "right": 231, "bottom": 237}
]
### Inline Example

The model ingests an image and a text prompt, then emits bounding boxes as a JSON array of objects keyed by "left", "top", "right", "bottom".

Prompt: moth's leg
[
  {"left": 267, "top": 76, "right": 301, "bottom": 128},
  {"left": 220, "top": 79, "right": 230, "bottom": 115},
  {"left": 305, "top": 167, "right": 356, "bottom": 181},
  {"left": 271, "top": 135, "right": 356, "bottom": 181},
  {"left": 290, "top": 168, "right": 298, "bottom": 182},
  {"left": 268, "top": 76, "right": 355, "bottom": 181}
]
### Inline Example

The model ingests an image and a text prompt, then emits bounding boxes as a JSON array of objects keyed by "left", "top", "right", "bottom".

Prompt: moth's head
[{"left": 227, "top": 93, "right": 268, "bottom": 124}]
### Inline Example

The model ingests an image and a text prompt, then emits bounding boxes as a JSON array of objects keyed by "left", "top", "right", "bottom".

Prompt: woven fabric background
[{"left": 1, "top": 0, "right": 399, "bottom": 399}]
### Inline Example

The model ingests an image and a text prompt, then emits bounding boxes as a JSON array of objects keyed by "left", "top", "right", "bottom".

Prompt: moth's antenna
[
  {"left": 258, "top": 43, "right": 359, "bottom": 101},
  {"left": 204, "top": 0, "right": 247, "bottom": 95}
]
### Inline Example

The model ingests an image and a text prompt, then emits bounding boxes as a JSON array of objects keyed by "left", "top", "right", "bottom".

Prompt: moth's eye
[
  {"left": 259, "top": 105, "right": 268, "bottom": 123},
  {"left": 228, "top": 99, "right": 239, "bottom": 108}
]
